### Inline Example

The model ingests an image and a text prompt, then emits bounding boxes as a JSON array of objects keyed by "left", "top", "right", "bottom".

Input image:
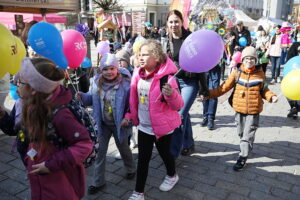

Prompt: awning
[
  {"left": 0, "top": 0, "right": 79, "bottom": 14},
  {"left": 0, "top": 12, "right": 66, "bottom": 24}
]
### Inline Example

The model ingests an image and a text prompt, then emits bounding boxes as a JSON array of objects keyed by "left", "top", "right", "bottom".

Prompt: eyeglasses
[{"left": 244, "top": 57, "right": 256, "bottom": 61}]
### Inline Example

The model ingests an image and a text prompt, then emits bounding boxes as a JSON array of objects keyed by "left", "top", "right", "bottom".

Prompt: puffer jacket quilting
[{"left": 209, "top": 65, "right": 276, "bottom": 114}]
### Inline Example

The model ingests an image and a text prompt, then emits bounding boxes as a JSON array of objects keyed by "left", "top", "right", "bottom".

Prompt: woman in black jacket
[{"left": 162, "top": 10, "right": 208, "bottom": 157}]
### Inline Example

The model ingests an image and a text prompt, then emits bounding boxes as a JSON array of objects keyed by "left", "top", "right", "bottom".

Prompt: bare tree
[{"left": 92, "top": 0, "right": 123, "bottom": 11}]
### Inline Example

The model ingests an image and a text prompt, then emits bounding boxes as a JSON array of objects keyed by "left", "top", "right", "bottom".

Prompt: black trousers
[{"left": 135, "top": 130, "right": 176, "bottom": 193}]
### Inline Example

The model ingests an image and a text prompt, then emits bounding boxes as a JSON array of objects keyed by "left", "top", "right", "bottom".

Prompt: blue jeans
[
  {"left": 280, "top": 47, "right": 288, "bottom": 65},
  {"left": 270, "top": 56, "right": 281, "bottom": 79},
  {"left": 202, "top": 67, "right": 221, "bottom": 120},
  {"left": 170, "top": 78, "right": 199, "bottom": 158}
]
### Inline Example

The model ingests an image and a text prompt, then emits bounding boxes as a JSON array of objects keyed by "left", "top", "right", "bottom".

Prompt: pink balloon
[
  {"left": 97, "top": 41, "right": 110, "bottom": 55},
  {"left": 232, "top": 51, "right": 242, "bottom": 63},
  {"left": 61, "top": 30, "right": 87, "bottom": 69},
  {"left": 179, "top": 30, "right": 224, "bottom": 73}
]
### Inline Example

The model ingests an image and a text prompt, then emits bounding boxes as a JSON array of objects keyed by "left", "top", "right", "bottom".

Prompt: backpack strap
[{"left": 160, "top": 74, "right": 169, "bottom": 103}]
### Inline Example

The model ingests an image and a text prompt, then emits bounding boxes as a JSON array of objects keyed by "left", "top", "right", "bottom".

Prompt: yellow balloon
[
  {"left": 281, "top": 69, "right": 300, "bottom": 100},
  {"left": 9, "top": 36, "right": 26, "bottom": 75},
  {"left": 0, "top": 24, "right": 17, "bottom": 78},
  {"left": 133, "top": 41, "right": 143, "bottom": 54}
]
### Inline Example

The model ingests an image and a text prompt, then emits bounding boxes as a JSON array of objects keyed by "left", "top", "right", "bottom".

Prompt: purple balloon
[
  {"left": 97, "top": 41, "right": 110, "bottom": 55},
  {"left": 179, "top": 30, "right": 224, "bottom": 73}
]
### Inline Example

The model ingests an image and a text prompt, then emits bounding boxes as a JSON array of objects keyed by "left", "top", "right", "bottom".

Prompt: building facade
[
  {"left": 230, "top": 0, "right": 294, "bottom": 21},
  {"left": 119, "top": 0, "right": 171, "bottom": 27},
  {"left": 292, "top": 0, "right": 300, "bottom": 23},
  {"left": 229, "top": 0, "right": 264, "bottom": 19}
]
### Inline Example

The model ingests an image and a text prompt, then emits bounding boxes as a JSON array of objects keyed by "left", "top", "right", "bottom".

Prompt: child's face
[
  {"left": 16, "top": 77, "right": 33, "bottom": 99},
  {"left": 243, "top": 56, "right": 256, "bottom": 68},
  {"left": 102, "top": 66, "right": 118, "bottom": 81},
  {"left": 118, "top": 60, "right": 129, "bottom": 68},
  {"left": 138, "top": 46, "right": 158, "bottom": 72}
]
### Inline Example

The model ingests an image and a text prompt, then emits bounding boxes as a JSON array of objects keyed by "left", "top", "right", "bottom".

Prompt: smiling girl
[
  {"left": 125, "top": 40, "right": 184, "bottom": 200},
  {"left": 78, "top": 53, "right": 136, "bottom": 194}
]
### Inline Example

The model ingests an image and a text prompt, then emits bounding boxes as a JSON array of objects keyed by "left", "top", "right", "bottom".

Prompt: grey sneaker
[
  {"left": 128, "top": 191, "right": 144, "bottom": 200},
  {"left": 159, "top": 174, "right": 179, "bottom": 191},
  {"left": 270, "top": 79, "right": 276, "bottom": 84},
  {"left": 277, "top": 77, "right": 281, "bottom": 83}
]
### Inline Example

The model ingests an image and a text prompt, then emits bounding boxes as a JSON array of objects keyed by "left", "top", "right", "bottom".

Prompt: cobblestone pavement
[{"left": 0, "top": 70, "right": 299, "bottom": 200}]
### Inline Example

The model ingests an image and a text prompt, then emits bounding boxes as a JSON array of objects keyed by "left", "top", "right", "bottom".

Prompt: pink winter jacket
[{"left": 125, "top": 56, "right": 184, "bottom": 139}]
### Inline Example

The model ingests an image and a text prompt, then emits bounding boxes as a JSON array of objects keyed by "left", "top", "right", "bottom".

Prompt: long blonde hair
[{"left": 138, "top": 39, "right": 167, "bottom": 64}]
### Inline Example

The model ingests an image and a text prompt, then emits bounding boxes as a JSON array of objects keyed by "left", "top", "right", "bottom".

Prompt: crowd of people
[{"left": 0, "top": 8, "right": 299, "bottom": 200}]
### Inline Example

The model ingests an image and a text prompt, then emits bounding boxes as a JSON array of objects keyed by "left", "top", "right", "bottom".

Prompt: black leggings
[{"left": 135, "top": 130, "right": 176, "bottom": 193}]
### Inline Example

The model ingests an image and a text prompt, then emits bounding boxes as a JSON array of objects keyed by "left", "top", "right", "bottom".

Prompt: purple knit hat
[{"left": 19, "top": 58, "right": 62, "bottom": 94}]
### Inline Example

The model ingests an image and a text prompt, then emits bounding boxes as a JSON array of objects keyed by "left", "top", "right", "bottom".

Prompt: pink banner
[{"left": 171, "top": 0, "right": 191, "bottom": 28}]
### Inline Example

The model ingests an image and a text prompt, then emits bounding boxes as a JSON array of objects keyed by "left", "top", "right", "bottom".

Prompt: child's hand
[
  {"left": 162, "top": 83, "right": 173, "bottom": 97},
  {"left": 75, "top": 92, "right": 82, "bottom": 101},
  {"left": 271, "top": 96, "right": 278, "bottom": 103},
  {"left": 29, "top": 161, "right": 50, "bottom": 174},
  {"left": 121, "top": 118, "right": 131, "bottom": 127},
  {"left": 198, "top": 95, "right": 209, "bottom": 101}
]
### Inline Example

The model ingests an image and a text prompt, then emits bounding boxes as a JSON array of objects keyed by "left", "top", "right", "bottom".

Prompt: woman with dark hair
[{"left": 162, "top": 10, "right": 208, "bottom": 158}]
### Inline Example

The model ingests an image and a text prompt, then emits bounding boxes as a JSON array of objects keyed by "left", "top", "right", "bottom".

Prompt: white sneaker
[
  {"left": 277, "top": 77, "right": 281, "bottom": 83},
  {"left": 128, "top": 191, "right": 144, "bottom": 200},
  {"left": 114, "top": 152, "right": 122, "bottom": 160},
  {"left": 159, "top": 174, "right": 179, "bottom": 191},
  {"left": 270, "top": 79, "right": 276, "bottom": 84}
]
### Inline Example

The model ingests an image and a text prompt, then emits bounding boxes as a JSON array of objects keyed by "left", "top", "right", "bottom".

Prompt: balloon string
[
  {"left": 75, "top": 71, "right": 80, "bottom": 92},
  {"left": 65, "top": 70, "right": 79, "bottom": 94},
  {"left": 154, "top": 69, "right": 182, "bottom": 103}
]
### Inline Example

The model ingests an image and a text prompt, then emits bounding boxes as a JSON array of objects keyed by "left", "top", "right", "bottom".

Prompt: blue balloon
[
  {"left": 28, "top": 22, "right": 68, "bottom": 69},
  {"left": 251, "top": 32, "right": 256, "bottom": 37},
  {"left": 81, "top": 57, "right": 92, "bottom": 68},
  {"left": 283, "top": 56, "right": 300, "bottom": 77},
  {"left": 239, "top": 37, "right": 247, "bottom": 47},
  {"left": 9, "top": 83, "right": 19, "bottom": 100}
]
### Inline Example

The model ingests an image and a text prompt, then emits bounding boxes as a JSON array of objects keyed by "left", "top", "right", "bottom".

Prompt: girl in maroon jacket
[{"left": 17, "top": 57, "right": 93, "bottom": 200}]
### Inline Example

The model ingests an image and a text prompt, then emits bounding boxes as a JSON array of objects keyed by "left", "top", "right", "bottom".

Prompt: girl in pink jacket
[{"left": 124, "top": 40, "right": 184, "bottom": 200}]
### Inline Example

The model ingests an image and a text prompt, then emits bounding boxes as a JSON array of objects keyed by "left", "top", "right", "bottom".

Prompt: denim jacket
[{"left": 81, "top": 68, "right": 132, "bottom": 143}]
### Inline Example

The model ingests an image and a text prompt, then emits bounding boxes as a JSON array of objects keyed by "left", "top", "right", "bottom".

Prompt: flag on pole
[
  {"left": 122, "top": 11, "right": 127, "bottom": 42},
  {"left": 171, "top": 0, "right": 192, "bottom": 29}
]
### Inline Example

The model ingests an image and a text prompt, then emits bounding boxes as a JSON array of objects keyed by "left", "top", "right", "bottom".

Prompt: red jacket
[{"left": 25, "top": 86, "right": 93, "bottom": 200}]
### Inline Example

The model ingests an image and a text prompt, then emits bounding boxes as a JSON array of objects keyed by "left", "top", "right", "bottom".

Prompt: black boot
[
  {"left": 200, "top": 117, "right": 208, "bottom": 127},
  {"left": 207, "top": 119, "right": 214, "bottom": 130},
  {"left": 233, "top": 156, "right": 247, "bottom": 171},
  {"left": 287, "top": 107, "right": 298, "bottom": 119}
]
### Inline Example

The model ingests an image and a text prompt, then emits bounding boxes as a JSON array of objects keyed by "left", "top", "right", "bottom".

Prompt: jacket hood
[
  {"left": 94, "top": 67, "right": 132, "bottom": 84},
  {"left": 48, "top": 85, "right": 72, "bottom": 107},
  {"left": 137, "top": 56, "right": 178, "bottom": 79}
]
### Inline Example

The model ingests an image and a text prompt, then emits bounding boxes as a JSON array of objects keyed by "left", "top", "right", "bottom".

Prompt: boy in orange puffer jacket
[{"left": 208, "top": 46, "right": 278, "bottom": 171}]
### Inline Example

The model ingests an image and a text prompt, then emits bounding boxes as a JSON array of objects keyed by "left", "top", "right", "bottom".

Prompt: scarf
[
  {"left": 139, "top": 65, "right": 160, "bottom": 80},
  {"left": 101, "top": 74, "right": 122, "bottom": 91}
]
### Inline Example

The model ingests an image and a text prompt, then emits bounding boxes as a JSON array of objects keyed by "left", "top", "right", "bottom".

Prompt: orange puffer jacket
[{"left": 209, "top": 65, "right": 276, "bottom": 114}]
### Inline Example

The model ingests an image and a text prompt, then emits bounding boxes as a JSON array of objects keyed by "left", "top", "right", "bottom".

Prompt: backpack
[
  {"left": 51, "top": 99, "right": 99, "bottom": 168},
  {"left": 159, "top": 74, "right": 181, "bottom": 103}
]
